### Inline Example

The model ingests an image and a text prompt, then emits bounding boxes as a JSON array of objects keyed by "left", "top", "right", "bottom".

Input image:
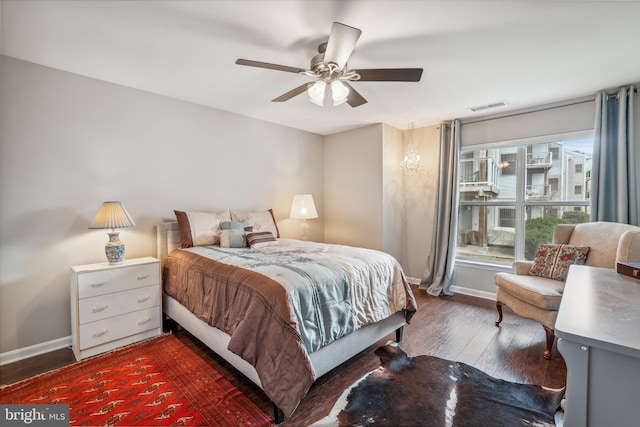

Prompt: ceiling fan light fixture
[
  {"left": 331, "top": 80, "right": 349, "bottom": 106},
  {"left": 308, "top": 80, "right": 326, "bottom": 106},
  {"left": 237, "top": 22, "right": 422, "bottom": 108}
]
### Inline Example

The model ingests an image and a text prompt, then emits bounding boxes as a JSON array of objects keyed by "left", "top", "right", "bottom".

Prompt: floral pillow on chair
[{"left": 528, "top": 243, "right": 590, "bottom": 281}]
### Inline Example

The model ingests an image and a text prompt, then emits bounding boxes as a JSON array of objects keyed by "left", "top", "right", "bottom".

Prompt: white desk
[{"left": 556, "top": 265, "right": 640, "bottom": 427}]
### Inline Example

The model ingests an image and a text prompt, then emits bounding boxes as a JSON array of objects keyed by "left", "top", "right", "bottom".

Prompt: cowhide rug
[{"left": 314, "top": 345, "right": 564, "bottom": 427}]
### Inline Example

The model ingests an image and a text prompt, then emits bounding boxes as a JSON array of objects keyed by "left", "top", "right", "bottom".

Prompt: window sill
[{"left": 455, "top": 258, "right": 512, "bottom": 272}]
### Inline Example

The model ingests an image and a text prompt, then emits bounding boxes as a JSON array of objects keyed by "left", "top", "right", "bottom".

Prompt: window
[
  {"left": 499, "top": 208, "right": 515, "bottom": 228},
  {"left": 457, "top": 138, "right": 592, "bottom": 264},
  {"left": 500, "top": 153, "right": 516, "bottom": 175},
  {"left": 575, "top": 164, "right": 583, "bottom": 173}
]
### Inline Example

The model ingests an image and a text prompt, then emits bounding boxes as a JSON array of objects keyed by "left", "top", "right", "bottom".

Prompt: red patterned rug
[{"left": 0, "top": 334, "right": 272, "bottom": 426}]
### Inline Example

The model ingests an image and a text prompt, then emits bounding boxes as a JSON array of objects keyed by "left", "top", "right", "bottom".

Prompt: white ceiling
[{"left": 2, "top": 0, "right": 640, "bottom": 136}]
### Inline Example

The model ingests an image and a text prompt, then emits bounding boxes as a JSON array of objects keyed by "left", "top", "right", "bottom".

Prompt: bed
[{"left": 157, "top": 212, "right": 417, "bottom": 421}]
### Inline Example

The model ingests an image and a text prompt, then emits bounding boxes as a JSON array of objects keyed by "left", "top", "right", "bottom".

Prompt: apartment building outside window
[{"left": 457, "top": 138, "right": 592, "bottom": 264}]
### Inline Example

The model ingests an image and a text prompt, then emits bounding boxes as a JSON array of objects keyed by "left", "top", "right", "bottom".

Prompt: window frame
[{"left": 458, "top": 130, "right": 593, "bottom": 264}]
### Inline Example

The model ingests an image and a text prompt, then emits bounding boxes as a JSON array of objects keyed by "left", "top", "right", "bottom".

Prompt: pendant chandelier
[{"left": 401, "top": 123, "right": 422, "bottom": 172}]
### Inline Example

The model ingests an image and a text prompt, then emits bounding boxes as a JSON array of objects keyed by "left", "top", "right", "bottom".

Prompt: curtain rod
[{"left": 606, "top": 86, "right": 638, "bottom": 95}]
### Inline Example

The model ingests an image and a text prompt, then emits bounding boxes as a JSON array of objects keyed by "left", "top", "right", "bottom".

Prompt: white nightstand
[{"left": 70, "top": 256, "right": 162, "bottom": 361}]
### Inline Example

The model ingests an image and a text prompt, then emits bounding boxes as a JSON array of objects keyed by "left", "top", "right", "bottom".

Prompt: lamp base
[
  {"left": 105, "top": 231, "right": 125, "bottom": 264},
  {"left": 300, "top": 219, "right": 310, "bottom": 240}
]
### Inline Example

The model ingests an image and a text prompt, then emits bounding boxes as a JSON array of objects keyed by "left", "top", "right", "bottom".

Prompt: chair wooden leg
[
  {"left": 495, "top": 300, "right": 504, "bottom": 326},
  {"left": 543, "top": 326, "right": 555, "bottom": 360}
]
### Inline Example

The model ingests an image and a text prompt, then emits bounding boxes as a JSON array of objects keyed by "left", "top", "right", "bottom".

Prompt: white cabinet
[{"left": 70, "top": 257, "right": 161, "bottom": 361}]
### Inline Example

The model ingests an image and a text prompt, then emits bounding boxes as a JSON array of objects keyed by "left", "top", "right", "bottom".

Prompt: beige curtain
[{"left": 420, "top": 120, "right": 460, "bottom": 296}]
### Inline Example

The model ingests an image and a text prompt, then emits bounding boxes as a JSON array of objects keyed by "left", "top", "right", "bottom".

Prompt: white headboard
[{"left": 157, "top": 222, "right": 181, "bottom": 262}]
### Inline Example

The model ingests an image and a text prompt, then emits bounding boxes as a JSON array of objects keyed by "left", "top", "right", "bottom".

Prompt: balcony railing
[
  {"left": 526, "top": 184, "right": 551, "bottom": 199},
  {"left": 526, "top": 152, "right": 552, "bottom": 168},
  {"left": 460, "top": 157, "right": 499, "bottom": 191}
]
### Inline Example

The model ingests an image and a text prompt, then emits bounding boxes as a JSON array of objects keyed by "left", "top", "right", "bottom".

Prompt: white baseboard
[
  {"left": 406, "top": 276, "right": 421, "bottom": 286},
  {"left": 0, "top": 336, "right": 72, "bottom": 366},
  {"left": 407, "top": 276, "right": 496, "bottom": 301},
  {"left": 450, "top": 285, "right": 496, "bottom": 301}
]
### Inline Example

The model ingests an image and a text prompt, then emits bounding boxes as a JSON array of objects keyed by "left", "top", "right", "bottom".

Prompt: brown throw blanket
[
  {"left": 317, "top": 345, "right": 564, "bottom": 426},
  {"left": 164, "top": 250, "right": 313, "bottom": 417}
]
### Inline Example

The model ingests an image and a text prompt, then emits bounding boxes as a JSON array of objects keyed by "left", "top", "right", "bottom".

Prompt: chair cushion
[
  {"left": 528, "top": 243, "right": 590, "bottom": 281},
  {"left": 495, "top": 272, "right": 565, "bottom": 310}
]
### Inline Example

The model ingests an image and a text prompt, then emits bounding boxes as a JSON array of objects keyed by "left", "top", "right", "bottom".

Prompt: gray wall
[
  {"left": 0, "top": 56, "right": 324, "bottom": 355},
  {"left": 323, "top": 124, "right": 384, "bottom": 250},
  {"left": 322, "top": 122, "right": 441, "bottom": 281},
  {"left": 401, "top": 124, "right": 440, "bottom": 281}
]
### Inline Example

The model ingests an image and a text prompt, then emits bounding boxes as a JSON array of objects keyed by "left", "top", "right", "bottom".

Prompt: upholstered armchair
[{"left": 495, "top": 221, "right": 640, "bottom": 359}]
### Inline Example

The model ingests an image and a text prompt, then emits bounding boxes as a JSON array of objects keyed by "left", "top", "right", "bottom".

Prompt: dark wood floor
[{"left": 0, "top": 288, "right": 566, "bottom": 426}]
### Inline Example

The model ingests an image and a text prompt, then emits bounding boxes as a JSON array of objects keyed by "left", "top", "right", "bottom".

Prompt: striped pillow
[{"left": 246, "top": 231, "right": 278, "bottom": 249}]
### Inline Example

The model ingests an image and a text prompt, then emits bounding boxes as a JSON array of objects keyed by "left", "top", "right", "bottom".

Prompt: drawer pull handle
[
  {"left": 137, "top": 296, "right": 151, "bottom": 303},
  {"left": 91, "top": 282, "right": 106, "bottom": 288},
  {"left": 137, "top": 274, "right": 150, "bottom": 280},
  {"left": 93, "top": 329, "right": 108, "bottom": 338},
  {"left": 138, "top": 317, "right": 151, "bottom": 325},
  {"left": 92, "top": 305, "right": 108, "bottom": 313}
]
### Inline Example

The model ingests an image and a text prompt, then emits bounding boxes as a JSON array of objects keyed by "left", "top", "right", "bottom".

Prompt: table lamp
[
  {"left": 89, "top": 201, "right": 136, "bottom": 264},
  {"left": 289, "top": 194, "right": 318, "bottom": 240}
]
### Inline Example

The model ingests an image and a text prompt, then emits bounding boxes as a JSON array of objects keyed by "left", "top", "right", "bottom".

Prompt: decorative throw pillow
[
  {"left": 219, "top": 220, "right": 252, "bottom": 233},
  {"left": 220, "top": 229, "right": 247, "bottom": 248},
  {"left": 174, "top": 210, "right": 231, "bottom": 247},
  {"left": 246, "top": 231, "right": 278, "bottom": 249},
  {"left": 231, "top": 209, "right": 280, "bottom": 238},
  {"left": 528, "top": 243, "right": 590, "bottom": 281}
]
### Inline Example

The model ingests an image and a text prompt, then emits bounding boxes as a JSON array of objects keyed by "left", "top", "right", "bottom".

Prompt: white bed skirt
[{"left": 163, "top": 293, "right": 406, "bottom": 390}]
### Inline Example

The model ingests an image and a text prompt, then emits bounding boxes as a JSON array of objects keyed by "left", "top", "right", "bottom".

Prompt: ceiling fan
[{"left": 235, "top": 22, "right": 423, "bottom": 107}]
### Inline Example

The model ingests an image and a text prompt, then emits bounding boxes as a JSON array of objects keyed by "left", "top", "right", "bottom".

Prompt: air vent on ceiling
[{"left": 469, "top": 101, "right": 508, "bottom": 112}]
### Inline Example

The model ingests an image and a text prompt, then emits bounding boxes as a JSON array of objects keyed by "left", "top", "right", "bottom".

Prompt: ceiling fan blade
[
  {"left": 323, "top": 22, "right": 362, "bottom": 70},
  {"left": 344, "top": 82, "right": 367, "bottom": 107},
  {"left": 272, "top": 83, "right": 309, "bottom": 102},
  {"left": 356, "top": 68, "right": 423, "bottom": 82},
  {"left": 236, "top": 59, "right": 306, "bottom": 74}
]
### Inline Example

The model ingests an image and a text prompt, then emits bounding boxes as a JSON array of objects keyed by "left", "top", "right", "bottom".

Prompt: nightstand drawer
[
  {"left": 78, "top": 307, "right": 161, "bottom": 350},
  {"left": 78, "top": 285, "right": 160, "bottom": 324},
  {"left": 78, "top": 263, "right": 159, "bottom": 299}
]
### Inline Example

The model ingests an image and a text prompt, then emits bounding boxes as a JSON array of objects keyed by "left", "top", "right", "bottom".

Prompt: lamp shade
[
  {"left": 89, "top": 201, "right": 136, "bottom": 230},
  {"left": 331, "top": 81, "right": 349, "bottom": 105},
  {"left": 289, "top": 194, "right": 318, "bottom": 220},
  {"left": 308, "top": 81, "right": 326, "bottom": 106}
]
